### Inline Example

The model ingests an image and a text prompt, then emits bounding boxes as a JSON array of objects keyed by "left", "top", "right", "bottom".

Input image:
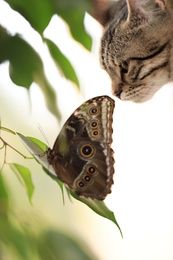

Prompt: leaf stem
[
  {"left": 0, "top": 137, "right": 33, "bottom": 160},
  {"left": 1, "top": 126, "right": 16, "bottom": 135}
]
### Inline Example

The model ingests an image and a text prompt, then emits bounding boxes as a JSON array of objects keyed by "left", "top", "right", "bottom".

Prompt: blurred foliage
[
  {"left": 0, "top": 0, "right": 93, "bottom": 120},
  {"left": 0, "top": 174, "right": 98, "bottom": 260},
  {"left": 0, "top": 1, "right": 120, "bottom": 259},
  {"left": 0, "top": 25, "right": 61, "bottom": 119},
  {"left": 4, "top": 0, "right": 92, "bottom": 49},
  {"left": 37, "top": 230, "right": 98, "bottom": 260},
  {"left": 45, "top": 38, "right": 80, "bottom": 88}
]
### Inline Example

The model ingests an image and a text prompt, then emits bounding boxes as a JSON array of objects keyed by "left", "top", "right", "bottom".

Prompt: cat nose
[{"left": 112, "top": 83, "right": 124, "bottom": 98}]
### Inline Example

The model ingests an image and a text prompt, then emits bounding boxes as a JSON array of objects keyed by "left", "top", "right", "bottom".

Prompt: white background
[{"left": 1, "top": 1, "right": 173, "bottom": 259}]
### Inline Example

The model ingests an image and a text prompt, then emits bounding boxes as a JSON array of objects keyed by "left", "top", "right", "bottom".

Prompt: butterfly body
[{"left": 48, "top": 95, "right": 115, "bottom": 200}]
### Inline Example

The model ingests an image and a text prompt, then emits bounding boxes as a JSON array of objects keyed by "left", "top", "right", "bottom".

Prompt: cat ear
[
  {"left": 126, "top": 0, "right": 167, "bottom": 22},
  {"left": 126, "top": 0, "right": 147, "bottom": 21},
  {"left": 155, "top": 0, "right": 167, "bottom": 10}
]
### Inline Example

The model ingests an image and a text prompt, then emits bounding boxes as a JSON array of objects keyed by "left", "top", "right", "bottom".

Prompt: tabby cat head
[{"left": 100, "top": 0, "right": 173, "bottom": 102}]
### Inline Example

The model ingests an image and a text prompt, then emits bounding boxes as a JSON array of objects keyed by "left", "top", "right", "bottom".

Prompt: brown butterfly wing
[{"left": 47, "top": 95, "right": 115, "bottom": 200}]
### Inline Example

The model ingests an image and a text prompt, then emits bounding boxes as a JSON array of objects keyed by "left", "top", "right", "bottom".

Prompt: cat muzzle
[{"left": 112, "top": 82, "right": 124, "bottom": 98}]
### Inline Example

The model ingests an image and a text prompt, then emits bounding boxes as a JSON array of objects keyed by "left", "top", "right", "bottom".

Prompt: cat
[{"left": 93, "top": 0, "right": 173, "bottom": 102}]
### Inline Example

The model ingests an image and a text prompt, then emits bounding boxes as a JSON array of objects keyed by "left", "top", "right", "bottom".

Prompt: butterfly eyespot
[
  {"left": 80, "top": 144, "right": 95, "bottom": 158},
  {"left": 77, "top": 180, "right": 85, "bottom": 189},
  {"left": 89, "top": 106, "right": 99, "bottom": 115},
  {"left": 91, "top": 130, "right": 100, "bottom": 137},
  {"left": 83, "top": 174, "right": 92, "bottom": 183},
  {"left": 90, "top": 120, "right": 98, "bottom": 129},
  {"left": 87, "top": 165, "right": 97, "bottom": 175}
]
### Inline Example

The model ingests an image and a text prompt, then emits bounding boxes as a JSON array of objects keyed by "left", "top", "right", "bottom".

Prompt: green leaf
[
  {"left": 4, "top": 0, "right": 54, "bottom": 34},
  {"left": 55, "top": 0, "right": 92, "bottom": 50},
  {"left": 70, "top": 192, "right": 123, "bottom": 237},
  {"left": 45, "top": 39, "right": 80, "bottom": 88},
  {"left": 43, "top": 166, "right": 65, "bottom": 205},
  {"left": 27, "top": 137, "right": 47, "bottom": 152},
  {"left": 0, "top": 26, "right": 61, "bottom": 120},
  {"left": 0, "top": 218, "right": 38, "bottom": 259},
  {"left": 4, "top": 0, "right": 92, "bottom": 50},
  {"left": 37, "top": 229, "right": 98, "bottom": 260},
  {"left": 16, "top": 133, "right": 50, "bottom": 170},
  {"left": 0, "top": 173, "right": 9, "bottom": 218},
  {"left": 9, "top": 163, "right": 34, "bottom": 204},
  {"left": 17, "top": 133, "right": 123, "bottom": 236}
]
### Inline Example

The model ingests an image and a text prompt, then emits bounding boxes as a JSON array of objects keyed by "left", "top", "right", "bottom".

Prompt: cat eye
[{"left": 119, "top": 61, "right": 129, "bottom": 73}]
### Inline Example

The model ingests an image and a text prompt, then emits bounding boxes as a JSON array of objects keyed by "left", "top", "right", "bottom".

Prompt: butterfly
[{"left": 47, "top": 95, "right": 115, "bottom": 200}]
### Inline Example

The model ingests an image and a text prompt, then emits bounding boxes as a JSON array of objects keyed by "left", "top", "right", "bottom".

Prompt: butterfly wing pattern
[{"left": 47, "top": 95, "right": 115, "bottom": 200}]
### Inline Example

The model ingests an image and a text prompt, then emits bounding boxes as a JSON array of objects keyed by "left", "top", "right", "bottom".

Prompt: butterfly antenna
[{"left": 38, "top": 124, "right": 50, "bottom": 148}]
